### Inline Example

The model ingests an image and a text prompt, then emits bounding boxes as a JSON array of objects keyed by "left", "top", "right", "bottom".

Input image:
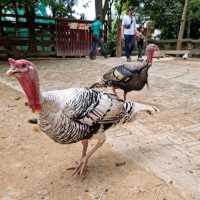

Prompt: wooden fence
[
  {"left": 1, "top": 13, "right": 199, "bottom": 59},
  {"left": 56, "top": 18, "right": 92, "bottom": 57},
  {"left": 149, "top": 39, "right": 200, "bottom": 50},
  {"left": 0, "top": 14, "right": 93, "bottom": 58}
]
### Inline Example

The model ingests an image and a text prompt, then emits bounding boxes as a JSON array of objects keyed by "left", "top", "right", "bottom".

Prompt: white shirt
[{"left": 122, "top": 15, "right": 136, "bottom": 35}]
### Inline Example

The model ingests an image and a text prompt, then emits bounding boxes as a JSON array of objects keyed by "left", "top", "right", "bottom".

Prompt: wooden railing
[{"left": 148, "top": 39, "right": 200, "bottom": 50}]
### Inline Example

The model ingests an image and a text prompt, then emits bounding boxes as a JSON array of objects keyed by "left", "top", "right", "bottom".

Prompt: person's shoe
[
  {"left": 89, "top": 55, "right": 96, "bottom": 60},
  {"left": 103, "top": 55, "right": 108, "bottom": 59},
  {"left": 137, "top": 57, "right": 144, "bottom": 62},
  {"left": 127, "top": 57, "right": 131, "bottom": 62}
]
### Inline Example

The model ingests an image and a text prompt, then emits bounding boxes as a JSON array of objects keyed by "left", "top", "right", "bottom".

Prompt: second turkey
[{"left": 90, "top": 44, "right": 159, "bottom": 100}]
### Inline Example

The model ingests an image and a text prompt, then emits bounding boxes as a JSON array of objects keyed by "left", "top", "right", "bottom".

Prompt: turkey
[
  {"left": 90, "top": 44, "right": 159, "bottom": 100},
  {"left": 6, "top": 58, "right": 159, "bottom": 176}
]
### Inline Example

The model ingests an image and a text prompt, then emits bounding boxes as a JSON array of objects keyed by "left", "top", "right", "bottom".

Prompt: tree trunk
[
  {"left": 95, "top": 0, "right": 102, "bottom": 18},
  {"left": 0, "top": 6, "right": 4, "bottom": 36},
  {"left": 115, "top": 1, "right": 123, "bottom": 57},
  {"left": 187, "top": 8, "right": 191, "bottom": 40},
  {"left": 52, "top": 8, "right": 56, "bottom": 18},
  {"left": 176, "top": 0, "right": 189, "bottom": 50},
  {"left": 116, "top": 18, "right": 122, "bottom": 57},
  {"left": 25, "top": 5, "right": 37, "bottom": 54},
  {"left": 102, "top": 0, "right": 109, "bottom": 21},
  {"left": 14, "top": 2, "right": 18, "bottom": 37},
  {"left": 102, "top": 0, "right": 114, "bottom": 34}
]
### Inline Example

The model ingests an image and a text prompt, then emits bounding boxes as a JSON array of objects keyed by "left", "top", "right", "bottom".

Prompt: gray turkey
[
  {"left": 6, "top": 58, "right": 159, "bottom": 176},
  {"left": 90, "top": 44, "right": 159, "bottom": 100}
]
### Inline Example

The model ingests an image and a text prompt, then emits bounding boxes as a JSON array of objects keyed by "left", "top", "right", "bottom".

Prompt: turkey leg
[
  {"left": 81, "top": 139, "right": 88, "bottom": 158},
  {"left": 123, "top": 92, "right": 127, "bottom": 101},
  {"left": 112, "top": 86, "right": 120, "bottom": 99},
  {"left": 66, "top": 139, "right": 88, "bottom": 172},
  {"left": 73, "top": 132, "right": 106, "bottom": 176},
  {"left": 134, "top": 102, "right": 159, "bottom": 114}
]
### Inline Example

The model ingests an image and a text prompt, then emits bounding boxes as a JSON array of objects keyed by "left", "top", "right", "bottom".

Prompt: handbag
[{"left": 124, "top": 17, "right": 133, "bottom": 29}]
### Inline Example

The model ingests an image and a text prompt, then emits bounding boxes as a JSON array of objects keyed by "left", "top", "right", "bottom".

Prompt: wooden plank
[
  {"left": 0, "top": 21, "right": 55, "bottom": 30},
  {"left": 0, "top": 41, "right": 54, "bottom": 48},
  {"left": 27, "top": 51, "right": 56, "bottom": 57},
  {"left": 163, "top": 50, "right": 190, "bottom": 55},
  {"left": 0, "top": 13, "right": 92, "bottom": 23}
]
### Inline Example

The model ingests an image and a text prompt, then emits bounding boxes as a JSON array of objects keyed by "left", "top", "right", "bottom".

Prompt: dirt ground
[{"left": 0, "top": 56, "right": 200, "bottom": 200}]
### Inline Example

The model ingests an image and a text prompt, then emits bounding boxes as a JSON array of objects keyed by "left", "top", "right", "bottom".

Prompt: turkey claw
[
  {"left": 146, "top": 105, "right": 159, "bottom": 115},
  {"left": 72, "top": 157, "right": 88, "bottom": 176}
]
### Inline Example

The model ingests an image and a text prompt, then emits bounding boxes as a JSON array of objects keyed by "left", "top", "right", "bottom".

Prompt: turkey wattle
[
  {"left": 6, "top": 58, "right": 159, "bottom": 176},
  {"left": 90, "top": 44, "right": 159, "bottom": 100}
]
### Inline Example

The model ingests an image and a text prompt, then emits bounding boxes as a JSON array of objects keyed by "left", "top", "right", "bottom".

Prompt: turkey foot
[
  {"left": 134, "top": 102, "right": 160, "bottom": 115},
  {"left": 72, "top": 133, "right": 106, "bottom": 176},
  {"left": 67, "top": 140, "right": 88, "bottom": 174},
  {"left": 145, "top": 105, "right": 160, "bottom": 114},
  {"left": 73, "top": 156, "right": 88, "bottom": 176}
]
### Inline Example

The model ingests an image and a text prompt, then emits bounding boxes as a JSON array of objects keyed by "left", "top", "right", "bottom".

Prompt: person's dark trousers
[
  {"left": 89, "top": 35, "right": 106, "bottom": 59},
  {"left": 124, "top": 34, "right": 135, "bottom": 59},
  {"left": 137, "top": 39, "right": 144, "bottom": 59}
]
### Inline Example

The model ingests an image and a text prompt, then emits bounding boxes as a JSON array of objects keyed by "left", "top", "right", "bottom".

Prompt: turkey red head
[
  {"left": 146, "top": 44, "right": 159, "bottom": 64},
  {"left": 6, "top": 58, "right": 41, "bottom": 113}
]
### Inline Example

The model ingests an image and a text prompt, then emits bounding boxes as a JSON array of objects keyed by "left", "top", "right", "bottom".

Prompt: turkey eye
[{"left": 22, "top": 64, "right": 26, "bottom": 68}]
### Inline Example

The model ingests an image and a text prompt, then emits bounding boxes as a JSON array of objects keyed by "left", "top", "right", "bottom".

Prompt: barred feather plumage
[{"left": 38, "top": 88, "right": 135, "bottom": 144}]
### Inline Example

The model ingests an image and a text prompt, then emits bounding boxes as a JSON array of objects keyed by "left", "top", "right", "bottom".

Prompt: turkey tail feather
[{"left": 121, "top": 101, "right": 135, "bottom": 122}]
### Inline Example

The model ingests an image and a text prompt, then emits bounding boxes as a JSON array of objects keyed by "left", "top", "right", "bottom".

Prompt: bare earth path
[{"left": 0, "top": 57, "right": 200, "bottom": 200}]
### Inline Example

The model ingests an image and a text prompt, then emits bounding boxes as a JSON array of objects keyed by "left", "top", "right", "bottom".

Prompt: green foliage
[
  {"left": 139, "top": 0, "right": 200, "bottom": 39},
  {"left": 188, "top": 0, "right": 200, "bottom": 38},
  {"left": 189, "top": 0, "right": 200, "bottom": 20},
  {"left": 106, "top": 19, "right": 117, "bottom": 56},
  {"left": 105, "top": 0, "right": 139, "bottom": 56},
  {"left": 43, "top": 0, "right": 77, "bottom": 18},
  {"left": 140, "top": 0, "right": 184, "bottom": 39},
  {"left": 0, "top": 0, "right": 77, "bottom": 18},
  {"left": 113, "top": 0, "right": 139, "bottom": 17}
]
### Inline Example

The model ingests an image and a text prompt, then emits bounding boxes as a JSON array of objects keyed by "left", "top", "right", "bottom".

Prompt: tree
[
  {"left": 140, "top": 0, "right": 200, "bottom": 40},
  {"left": 141, "top": 0, "right": 184, "bottom": 39},
  {"left": 43, "top": 0, "right": 77, "bottom": 18},
  {"left": 187, "top": 0, "right": 200, "bottom": 39},
  {"left": 114, "top": 0, "right": 139, "bottom": 56},
  {"left": 95, "top": 0, "right": 102, "bottom": 18},
  {"left": 102, "top": 0, "right": 114, "bottom": 31},
  {"left": 0, "top": 0, "right": 38, "bottom": 53},
  {"left": 176, "top": 0, "right": 189, "bottom": 50}
]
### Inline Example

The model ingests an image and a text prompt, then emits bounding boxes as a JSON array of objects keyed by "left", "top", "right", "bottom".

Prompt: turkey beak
[
  {"left": 6, "top": 67, "right": 19, "bottom": 77},
  {"left": 155, "top": 46, "right": 160, "bottom": 57},
  {"left": 6, "top": 68, "right": 17, "bottom": 76},
  {"left": 6, "top": 69, "right": 14, "bottom": 76}
]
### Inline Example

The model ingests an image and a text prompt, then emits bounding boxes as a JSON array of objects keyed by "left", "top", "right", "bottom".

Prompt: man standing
[
  {"left": 122, "top": 6, "right": 137, "bottom": 62},
  {"left": 89, "top": 16, "right": 106, "bottom": 59}
]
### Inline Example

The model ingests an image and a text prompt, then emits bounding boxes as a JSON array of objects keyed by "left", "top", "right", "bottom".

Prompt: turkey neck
[
  {"left": 38, "top": 93, "right": 64, "bottom": 139},
  {"left": 39, "top": 92, "right": 63, "bottom": 121},
  {"left": 16, "top": 65, "right": 42, "bottom": 112},
  {"left": 146, "top": 50, "right": 154, "bottom": 64}
]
